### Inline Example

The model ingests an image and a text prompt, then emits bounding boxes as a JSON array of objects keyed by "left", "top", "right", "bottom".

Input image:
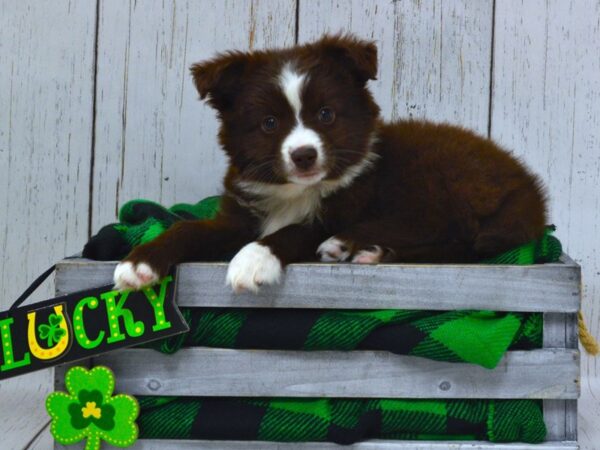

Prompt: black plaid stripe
[
  {"left": 190, "top": 398, "right": 266, "bottom": 440},
  {"left": 358, "top": 323, "right": 427, "bottom": 353},
  {"left": 236, "top": 309, "right": 322, "bottom": 349}
]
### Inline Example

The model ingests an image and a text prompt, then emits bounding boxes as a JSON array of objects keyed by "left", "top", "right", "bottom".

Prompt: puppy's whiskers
[{"left": 241, "top": 157, "right": 278, "bottom": 182}]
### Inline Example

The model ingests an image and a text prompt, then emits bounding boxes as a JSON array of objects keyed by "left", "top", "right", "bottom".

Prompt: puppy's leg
[
  {"left": 227, "top": 223, "right": 325, "bottom": 293},
  {"left": 317, "top": 218, "right": 476, "bottom": 264},
  {"left": 115, "top": 218, "right": 255, "bottom": 290}
]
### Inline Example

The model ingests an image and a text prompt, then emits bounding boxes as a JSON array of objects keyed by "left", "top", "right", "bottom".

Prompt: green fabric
[
  {"left": 144, "top": 308, "right": 542, "bottom": 369},
  {"left": 118, "top": 196, "right": 220, "bottom": 248},
  {"left": 83, "top": 196, "right": 220, "bottom": 261},
  {"left": 427, "top": 312, "right": 521, "bottom": 367},
  {"left": 83, "top": 197, "right": 560, "bottom": 444},
  {"left": 141, "top": 229, "right": 558, "bottom": 369},
  {"left": 136, "top": 397, "right": 546, "bottom": 444}
]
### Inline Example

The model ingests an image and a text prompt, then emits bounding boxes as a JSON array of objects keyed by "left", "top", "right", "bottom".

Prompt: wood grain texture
[
  {"left": 0, "top": 0, "right": 95, "bottom": 313},
  {"left": 55, "top": 258, "right": 581, "bottom": 312},
  {"left": 27, "top": 422, "right": 52, "bottom": 450},
  {"left": 297, "top": 0, "right": 493, "bottom": 134},
  {"left": 3, "top": 1, "right": 600, "bottom": 447},
  {"left": 491, "top": 2, "right": 600, "bottom": 447},
  {"left": 544, "top": 313, "right": 579, "bottom": 441},
  {"left": 55, "top": 439, "right": 580, "bottom": 450},
  {"left": 91, "top": 348, "right": 578, "bottom": 399},
  {"left": 0, "top": 1, "right": 96, "bottom": 449},
  {"left": 91, "top": 0, "right": 297, "bottom": 232}
]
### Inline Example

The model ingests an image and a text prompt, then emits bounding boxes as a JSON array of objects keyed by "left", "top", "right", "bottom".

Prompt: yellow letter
[{"left": 27, "top": 305, "right": 71, "bottom": 360}]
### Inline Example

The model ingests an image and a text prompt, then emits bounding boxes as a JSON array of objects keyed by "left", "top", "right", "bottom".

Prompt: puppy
[{"left": 113, "top": 34, "right": 546, "bottom": 293}]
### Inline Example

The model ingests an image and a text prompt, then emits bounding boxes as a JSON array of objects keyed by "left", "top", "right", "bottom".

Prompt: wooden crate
[{"left": 54, "top": 255, "right": 581, "bottom": 450}]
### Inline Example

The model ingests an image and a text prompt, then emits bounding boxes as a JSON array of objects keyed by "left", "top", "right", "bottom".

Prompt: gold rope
[{"left": 578, "top": 310, "right": 599, "bottom": 355}]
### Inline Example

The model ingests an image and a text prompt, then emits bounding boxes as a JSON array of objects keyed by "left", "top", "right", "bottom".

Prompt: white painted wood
[
  {"left": 55, "top": 439, "right": 580, "bottom": 450},
  {"left": 91, "top": 0, "right": 297, "bottom": 232},
  {"left": 543, "top": 313, "right": 578, "bottom": 351},
  {"left": 55, "top": 258, "right": 581, "bottom": 312},
  {"left": 0, "top": 0, "right": 95, "bottom": 304},
  {"left": 566, "top": 400, "right": 578, "bottom": 442},
  {"left": 545, "top": 314, "right": 569, "bottom": 348},
  {"left": 546, "top": 399, "right": 578, "bottom": 443},
  {"left": 577, "top": 377, "right": 600, "bottom": 449},
  {"left": 543, "top": 313, "right": 579, "bottom": 442},
  {"left": 491, "top": 2, "right": 600, "bottom": 447},
  {"left": 27, "top": 422, "right": 52, "bottom": 450},
  {"left": 0, "top": 1, "right": 96, "bottom": 449},
  {"left": 297, "top": 0, "right": 493, "bottom": 134},
  {"left": 5, "top": 1, "right": 600, "bottom": 447},
  {"left": 90, "top": 348, "right": 578, "bottom": 399},
  {"left": 0, "top": 371, "right": 54, "bottom": 450},
  {"left": 545, "top": 400, "right": 568, "bottom": 443}
]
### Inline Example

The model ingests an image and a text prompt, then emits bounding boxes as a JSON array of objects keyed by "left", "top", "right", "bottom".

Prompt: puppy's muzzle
[{"left": 290, "top": 146, "right": 317, "bottom": 171}]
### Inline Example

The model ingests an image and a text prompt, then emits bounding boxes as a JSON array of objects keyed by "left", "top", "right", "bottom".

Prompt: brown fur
[{"left": 124, "top": 34, "right": 547, "bottom": 277}]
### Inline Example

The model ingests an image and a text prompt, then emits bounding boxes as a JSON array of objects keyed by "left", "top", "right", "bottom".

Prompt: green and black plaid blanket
[
  {"left": 85, "top": 197, "right": 559, "bottom": 369},
  {"left": 137, "top": 397, "right": 546, "bottom": 444},
  {"left": 145, "top": 307, "right": 543, "bottom": 369},
  {"left": 83, "top": 197, "right": 560, "bottom": 444}
]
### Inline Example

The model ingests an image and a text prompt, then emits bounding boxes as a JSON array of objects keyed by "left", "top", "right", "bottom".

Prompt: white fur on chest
[
  {"left": 240, "top": 182, "right": 323, "bottom": 237},
  {"left": 236, "top": 150, "right": 379, "bottom": 237}
]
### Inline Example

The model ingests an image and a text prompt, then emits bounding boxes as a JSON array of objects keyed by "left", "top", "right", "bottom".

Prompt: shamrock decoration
[
  {"left": 38, "top": 313, "right": 66, "bottom": 347},
  {"left": 46, "top": 366, "right": 139, "bottom": 450}
]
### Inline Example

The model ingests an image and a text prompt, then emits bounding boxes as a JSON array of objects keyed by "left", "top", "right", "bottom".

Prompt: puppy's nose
[{"left": 290, "top": 146, "right": 317, "bottom": 170}]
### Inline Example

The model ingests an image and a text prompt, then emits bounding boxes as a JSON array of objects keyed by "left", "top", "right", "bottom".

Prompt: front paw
[
  {"left": 226, "top": 242, "right": 283, "bottom": 293},
  {"left": 317, "top": 236, "right": 391, "bottom": 264},
  {"left": 317, "top": 237, "right": 352, "bottom": 262},
  {"left": 317, "top": 236, "right": 354, "bottom": 262},
  {"left": 113, "top": 261, "right": 160, "bottom": 291},
  {"left": 351, "top": 245, "right": 386, "bottom": 264}
]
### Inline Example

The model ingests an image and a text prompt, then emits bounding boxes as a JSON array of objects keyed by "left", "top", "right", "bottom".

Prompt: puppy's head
[{"left": 191, "top": 34, "right": 380, "bottom": 188}]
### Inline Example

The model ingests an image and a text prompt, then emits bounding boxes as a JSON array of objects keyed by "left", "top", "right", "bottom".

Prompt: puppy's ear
[
  {"left": 316, "top": 34, "right": 378, "bottom": 84},
  {"left": 190, "top": 52, "right": 249, "bottom": 111}
]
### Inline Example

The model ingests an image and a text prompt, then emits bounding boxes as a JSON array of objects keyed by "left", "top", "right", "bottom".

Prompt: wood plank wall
[
  {"left": 0, "top": 2, "right": 96, "bottom": 447},
  {"left": 1, "top": 1, "right": 599, "bottom": 448}
]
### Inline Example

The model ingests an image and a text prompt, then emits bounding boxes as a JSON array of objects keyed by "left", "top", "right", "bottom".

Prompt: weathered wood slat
[
  {"left": 544, "top": 314, "right": 570, "bottom": 442},
  {"left": 55, "top": 439, "right": 580, "bottom": 450},
  {"left": 91, "top": 348, "right": 578, "bottom": 399},
  {"left": 298, "top": 0, "right": 493, "bottom": 134},
  {"left": 543, "top": 313, "right": 580, "bottom": 442},
  {"left": 565, "top": 400, "right": 578, "bottom": 442},
  {"left": 56, "top": 258, "right": 581, "bottom": 312},
  {"left": 0, "top": 1, "right": 97, "bottom": 449},
  {"left": 492, "top": 3, "right": 599, "bottom": 445},
  {"left": 544, "top": 399, "right": 568, "bottom": 443},
  {"left": 91, "top": 0, "right": 297, "bottom": 231},
  {"left": 0, "top": 2, "right": 95, "bottom": 305}
]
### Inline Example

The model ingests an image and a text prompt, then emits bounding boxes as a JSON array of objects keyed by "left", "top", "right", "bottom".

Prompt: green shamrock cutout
[
  {"left": 38, "top": 313, "right": 66, "bottom": 347},
  {"left": 46, "top": 366, "right": 139, "bottom": 450}
]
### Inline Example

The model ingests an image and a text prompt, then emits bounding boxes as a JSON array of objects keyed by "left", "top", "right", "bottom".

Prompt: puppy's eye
[
  {"left": 318, "top": 107, "right": 335, "bottom": 124},
  {"left": 262, "top": 116, "right": 278, "bottom": 133}
]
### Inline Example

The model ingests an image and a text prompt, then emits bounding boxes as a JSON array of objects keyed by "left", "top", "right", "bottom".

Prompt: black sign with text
[{"left": 0, "top": 274, "right": 188, "bottom": 380}]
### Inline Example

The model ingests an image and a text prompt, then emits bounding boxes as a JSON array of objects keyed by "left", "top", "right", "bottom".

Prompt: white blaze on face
[{"left": 278, "top": 65, "right": 325, "bottom": 184}]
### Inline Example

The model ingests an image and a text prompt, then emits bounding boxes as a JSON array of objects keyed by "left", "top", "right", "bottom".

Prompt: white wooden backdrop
[{"left": 0, "top": 0, "right": 598, "bottom": 448}]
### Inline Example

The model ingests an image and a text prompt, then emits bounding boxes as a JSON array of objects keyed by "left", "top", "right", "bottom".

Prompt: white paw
[
  {"left": 226, "top": 242, "right": 283, "bottom": 293},
  {"left": 113, "top": 261, "right": 159, "bottom": 291},
  {"left": 317, "top": 236, "right": 351, "bottom": 262},
  {"left": 352, "top": 246, "right": 384, "bottom": 264}
]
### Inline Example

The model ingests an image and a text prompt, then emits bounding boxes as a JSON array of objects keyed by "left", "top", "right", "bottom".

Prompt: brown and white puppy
[{"left": 113, "top": 34, "right": 546, "bottom": 293}]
